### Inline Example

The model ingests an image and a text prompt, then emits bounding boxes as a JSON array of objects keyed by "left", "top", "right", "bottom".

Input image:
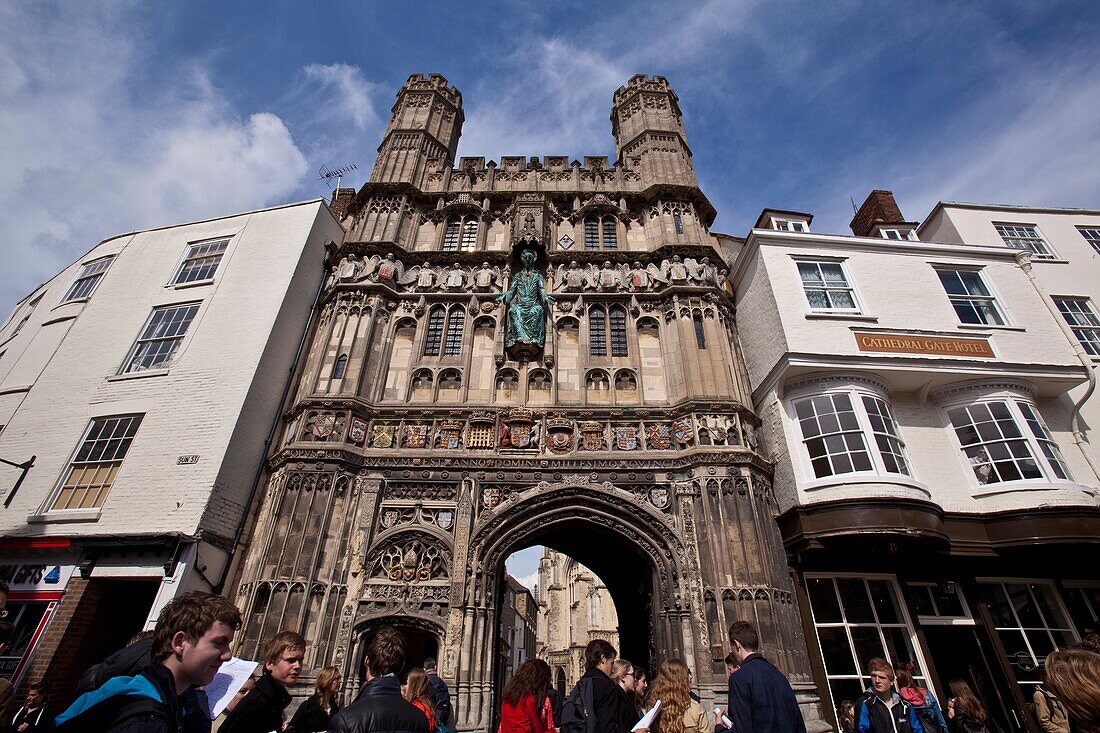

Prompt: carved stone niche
[{"left": 368, "top": 533, "right": 451, "bottom": 584}]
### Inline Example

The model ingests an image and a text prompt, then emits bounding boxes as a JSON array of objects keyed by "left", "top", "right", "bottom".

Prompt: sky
[{"left": 3, "top": 2, "right": 1100, "bottom": 329}]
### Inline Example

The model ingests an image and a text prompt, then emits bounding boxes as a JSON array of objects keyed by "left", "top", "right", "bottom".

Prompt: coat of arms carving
[
  {"left": 579, "top": 422, "right": 606, "bottom": 451},
  {"left": 404, "top": 425, "right": 428, "bottom": 448},
  {"left": 502, "top": 408, "right": 538, "bottom": 449},
  {"left": 370, "top": 424, "right": 396, "bottom": 448},
  {"left": 546, "top": 417, "right": 574, "bottom": 454},
  {"left": 436, "top": 420, "right": 464, "bottom": 449},
  {"left": 349, "top": 418, "right": 367, "bottom": 446},
  {"left": 377, "top": 539, "right": 443, "bottom": 584},
  {"left": 645, "top": 423, "right": 672, "bottom": 450},
  {"left": 613, "top": 426, "right": 639, "bottom": 451},
  {"left": 673, "top": 418, "right": 694, "bottom": 447},
  {"left": 649, "top": 485, "right": 671, "bottom": 510}
]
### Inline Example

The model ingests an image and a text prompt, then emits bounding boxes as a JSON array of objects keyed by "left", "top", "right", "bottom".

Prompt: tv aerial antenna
[{"left": 318, "top": 163, "right": 358, "bottom": 198}]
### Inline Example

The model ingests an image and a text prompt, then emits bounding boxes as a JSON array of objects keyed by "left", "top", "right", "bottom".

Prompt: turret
[
  {"left": 369, "top": 73, "right": 464, "bottom": 185},
  {"left": 610, "top": 74, "right": 697, "bottom": 186}
]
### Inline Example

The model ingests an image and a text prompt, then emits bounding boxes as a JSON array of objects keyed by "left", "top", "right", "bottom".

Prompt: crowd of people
[{"left": 0, "top": 583, "right": 1098, "bottom": 733}]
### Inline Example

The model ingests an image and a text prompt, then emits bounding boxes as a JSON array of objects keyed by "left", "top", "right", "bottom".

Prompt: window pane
[
  {"left": 818, "top": 627, "right": 857, "bottom": 675},
  {"left": 882, "top": 627, "right": 917, "bottom": 670},
  {"left": 850, "top": 626, "right": 886, "bottom": 670},
  {"left": 869, "top": 580, "right": 901, "bottom": 624},
  {"left": 808, "top": 578, "right": 843, "bottom": 623},
  {"left": 838, "top": 579, "right": 875, "bottom": 623},
  {"left": 910, "top": 586, "right": 936, "bottom": 617}
]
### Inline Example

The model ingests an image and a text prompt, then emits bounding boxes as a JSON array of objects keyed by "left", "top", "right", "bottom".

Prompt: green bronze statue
[{"left": 496, "top": 249, "right": 554, "bottom": 349}]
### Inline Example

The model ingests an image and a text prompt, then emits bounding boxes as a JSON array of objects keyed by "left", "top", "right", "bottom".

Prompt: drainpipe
[
  {"left": 1014, "top": 251, "right": 1100, "bottom": 483},
  {"left": 210, "top": 246, "right": 331, "bottom": 594}
]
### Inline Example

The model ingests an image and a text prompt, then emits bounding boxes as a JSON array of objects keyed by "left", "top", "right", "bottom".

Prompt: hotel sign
[{"left": 854, "top": 332, "right": 994, "bottom": 358}]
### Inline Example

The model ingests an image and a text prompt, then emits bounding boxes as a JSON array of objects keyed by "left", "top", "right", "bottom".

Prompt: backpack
[
  {"left": 75, "top": 637, "right": 154, "bottom": 696},
  {"left": 429, "top": 675, "right": 453, "bottom": 727},
  {"left": 913, "top": 706, "right": 948, "bottom": 733},
  {"left": 560, "top": 679, "right": 596, "bottom": 733}
]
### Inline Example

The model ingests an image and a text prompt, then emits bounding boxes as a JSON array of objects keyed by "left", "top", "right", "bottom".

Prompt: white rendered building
[
  {"left": 919, "top": 203, "right": 1100, "bottom": 472},
  {"left": 729, "top": 191, "right": 1100, "bottom": 733},
  {"left": 0, "top": 199, "right": 343, "bottom": 693}
]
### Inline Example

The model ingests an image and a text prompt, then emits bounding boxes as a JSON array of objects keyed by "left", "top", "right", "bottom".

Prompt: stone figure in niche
[
  {"left": 555, "top": 261, "right": 587, "bottom": 292},
  {"left": 473, "top": 262, "right": 501, "bottom": 291},
  {"left": 597, "top": 261, "right": 623, "bottom": 291},
  {"left": 700, "top": 257, "right": 719, "bottom": 285},
  {"left": 444, "top": 263, "right": 467, "bottom": 290},
  {"left": 663, "top": 255, "right": 689, "bottom": 284},
  {"left": 375, "top": 253, "right": 403, "bottom": 284},
  {"left": 496, "top": 249, "right": 553, "bottom": 349},
  {"left": 684, "top": 257, "right": 707, "bottom": 284}
]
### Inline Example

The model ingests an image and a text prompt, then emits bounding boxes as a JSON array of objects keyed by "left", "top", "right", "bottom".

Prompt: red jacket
[{"left": 500, "top": 694, "right": 549, "bottom": 733}]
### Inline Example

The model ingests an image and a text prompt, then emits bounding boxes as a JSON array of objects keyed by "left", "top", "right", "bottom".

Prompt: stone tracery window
[
  {"left": 589, "top": 305, "right": 628, "bottom": 357},
  {"left": 424, "top": 306, "right": 445, "bottom": 356},
  {"left": 586, "top": 370, "right": 610, "bottom": 391},
  {"left": 443, "top": 214, "right": 479, "bottom": 252},
  {"left": 584, "top": 216, "right": 617, "bottom": 250},
  {"left": 443, "top": 305, "right": 466, "bottom": 355},
  {"left": 332, "top": 353, "right": 348, "bottom": 379}
]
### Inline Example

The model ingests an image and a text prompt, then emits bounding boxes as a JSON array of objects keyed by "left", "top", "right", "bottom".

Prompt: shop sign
[
  {"left": 0, "top": 562, "right": 76, "bottom": 592},
  {"left": 854, "top": 332, "right": 994, "bottom": 358}
]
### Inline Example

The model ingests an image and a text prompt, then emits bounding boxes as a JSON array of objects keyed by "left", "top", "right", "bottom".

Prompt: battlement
[
  {"left": 613, "top": 74, "right": 678, "bottom": 105},
  {"left": 401, "top": 73, "right": 463, "bottom": 107},
  {"left": 451, "top": 155, "right": 618, "bottom": 174}
]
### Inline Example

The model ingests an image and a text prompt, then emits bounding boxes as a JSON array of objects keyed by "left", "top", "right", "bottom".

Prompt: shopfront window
[
  {"left": 805, "top": 575, "right": 929, "bottom": 722},
  {"left": 0, "top": 600, "right": 51, "bottom": 680},
  {"left": 979, "top": 581, "right": 1077, "bottom": 695}
]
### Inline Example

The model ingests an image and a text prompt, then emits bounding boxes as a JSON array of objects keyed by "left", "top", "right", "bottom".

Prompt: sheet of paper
[
  {"left": 205, "top": 657, "right": 259, "bottom": 718},
  {"left": 633, "top": 699, "right": 662, "bottom": 731},
  {"left": 714, "top": 707, "right": 733, "bottom": 728}
]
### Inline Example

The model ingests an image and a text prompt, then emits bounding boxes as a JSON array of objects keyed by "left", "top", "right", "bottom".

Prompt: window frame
[
  {"left": 934, "top": 266, "right": 1008, "bottom": 326},
  {"left": 170, "top": 237, "right": 230, "bottom": 285},
  {"left": 773, "top": 218, "right": 809, "bottom": 232},
  {"left": 787, "top": 380, "right": 915, "bottom": 484},
  {"left": 120, "top": 302, "right": 201, "bottom": 374},
  {"left": 441, "top": 214, "right": 479, "bottom": 252},
  {"left": 940, "top": 389, "right": 1075, "bottom": 489},
  {"left": 994, "top": 222, "right": 1056, "bottom": 260},
  {"left": 1076, "top": 226, "right": 1100, "bottom": 255},
  {"left": 442, "top": 305, "right": 466, "bottom": 356},
  {"left": 1052, "top": 296, "right": 1100, "bottom": 357},
  {"left": 60, "top": 256, "right": 115, "bottom": 304},
  {"left": 584, "top": 215, "right": 618, "bottom": 250},
  {"left": 804, "top": 572, "right": 936, "bottom": 726},
  {"left": 46, "top": 413, "right": 144, "bottom": 513},
  {"left": 793, "top": 258, "right": 862, "bottom": 314}
]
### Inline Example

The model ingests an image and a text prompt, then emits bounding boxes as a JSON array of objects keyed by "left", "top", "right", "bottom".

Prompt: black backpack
[
  {"left": 430, "top": 675, "right": 453, "bottom": 727},
  {"left": 560, "top": 679, "right": 596, "bottom": 733},
  {"left": 75, "top": 637, "right": 154, "bottom": 695}
]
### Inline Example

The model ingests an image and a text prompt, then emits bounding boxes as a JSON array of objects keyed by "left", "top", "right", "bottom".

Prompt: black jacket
[
  {"left": 328, "top": 675, "right": 431, "bottom": 733},
  {"left": 287, "top": 694, "right": 339, "bottom": 733},
  {"left": 427, "top": 673, "right": 451, "bottom": 727},
  {"left": 13, "top": 705, "right": 55, "bottom": 733},
  {"left": 857, "top": 691, "right": 925, "bottom": 733},
  {"left": 57, "top": 661, "right": 183, "bottom": 733},
  {"left": 579, "top": 669, "right": 633, "bottom": 733},
  {"left": 727, "top": 654, "right": 807, "bottom": 733},
  {"left": 220, "top": 673, "right": 291, "bottom": 733}
]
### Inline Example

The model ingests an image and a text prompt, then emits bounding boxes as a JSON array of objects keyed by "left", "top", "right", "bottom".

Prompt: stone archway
[
  {"left": 347, "top": 614, "right": 444, "bottom": 695},
  {"left": 448, "top": 481, "right": 694, "bottom": 731}
]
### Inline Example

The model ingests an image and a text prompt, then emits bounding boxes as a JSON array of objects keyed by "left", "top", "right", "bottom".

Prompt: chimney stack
[
  {"left": 850, "top": 190, "right": 905, "bottom": 237},
  {"left": 329, "top": 188, "right": 356, "bottom": 220}
]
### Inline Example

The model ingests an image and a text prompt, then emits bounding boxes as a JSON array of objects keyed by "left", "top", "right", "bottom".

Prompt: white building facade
[
  {"left": 730, "top": 192, "right": 1100, "bottom": 733},
  {"left": 0, "top": 200, "right": 343, "bottom": 694},
  {"left": 919, "top": 203, "right": 1100, "bottom": 473}
]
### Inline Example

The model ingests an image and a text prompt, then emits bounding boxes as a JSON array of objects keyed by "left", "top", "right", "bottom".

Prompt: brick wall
[{"left": 850, "top": 190, "right": 904, "bottom": 236}]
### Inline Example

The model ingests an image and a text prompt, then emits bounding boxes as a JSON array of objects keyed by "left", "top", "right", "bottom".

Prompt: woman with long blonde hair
[
  {"left": 406, "top": 667, "right": 438, "bottom": 732},
  {"left": 645, "top": 660, "right": 709, "bottom": 733},
  {"left": 287, "top": 665, "right": 341, "bottom": 733}
]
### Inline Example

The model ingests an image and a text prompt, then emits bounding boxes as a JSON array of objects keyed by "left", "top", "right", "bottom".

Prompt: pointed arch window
[
  {"left": 444, "top": 305, "right": 465, "bottom": 355},
  {"left": 424, "top": 306, "right": 446, "bottom": 356},
  {"left": 589, "top": 307, "right": 607, "bottom": 356},
  {"left": 332, "top": 353, "right": 349, "bottom": 379},
  {"left": 693, "top": 313, "right": 706, "bottom": 348},
  {"left": 609, "top": 305, "right": 628, "bottom": 356},
  {"left": 584, "top": 216, "right": 618, "bottom": 250},
  {"left": 442, "top": 215, "right": 479, "bottom": 252}
]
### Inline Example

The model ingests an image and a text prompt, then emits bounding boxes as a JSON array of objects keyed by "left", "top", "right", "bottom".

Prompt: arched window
[
  {"left": 601, "top": 215, "right": 618, "bottom": 249},
  {"left": 443, "top": 219, "right": 460, "bottom": 251},
  {"left": 589, "top": 305, "right": 628, "bottom": 357},
  {"left": 443, "top": 305, "right": 465, "bottom": 355},
  {"left": 584, "top": 218, "right": 600, "bottom": 251},
  {"left": 584, "top": 216, "right": 617, "bottom": 250},
  {"left": 424, "top": 306, "right": 445, "bottom": 356},
  {"left": 693, "top": 313, "right": 706, "bottom": 349},
  {"left": 589, "top": 307, "right": 607, "bottom": 356},
  {"left": 674, "top": 213, "right": 684, "bottom": 235},
  {"left": 442, "top": 215, "right": 479, "bottom": 252},
  {"left": 461, "top": 219, "right": 478, "bottom": 251},
  {"left": 332, "top": 353, "right": 348, "bottom": 379},
  {"left": 609, "top": 305, "right": 628, "bottom": 356}
]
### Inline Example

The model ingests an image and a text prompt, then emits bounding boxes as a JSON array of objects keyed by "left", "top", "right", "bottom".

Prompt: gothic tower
[{"left": 230, "top": 73, "right": 829, "bottom": 733}]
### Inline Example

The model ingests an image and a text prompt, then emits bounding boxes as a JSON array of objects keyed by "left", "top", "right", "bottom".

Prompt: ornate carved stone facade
[{"left": 231, "top": 73, "right": 828, "bottom": 732}]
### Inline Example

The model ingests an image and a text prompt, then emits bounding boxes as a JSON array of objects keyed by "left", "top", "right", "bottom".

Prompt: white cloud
[
  {"left": 300, "top": 63, "right": 379, "bottom": 130},
  {"left": 514, "top": 572, "right": 539, "bottom": 593},
  {"left": 0, "top": 5, "right": 309, "bottom": 318}
]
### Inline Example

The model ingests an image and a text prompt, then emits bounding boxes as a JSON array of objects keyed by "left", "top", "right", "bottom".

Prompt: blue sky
[{"left": 3, "top": 1, "right": 1100, "bottom": 326}]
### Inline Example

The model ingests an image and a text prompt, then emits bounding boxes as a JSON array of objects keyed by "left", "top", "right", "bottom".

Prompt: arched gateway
[{"left": 228, "top": 73, "right": 829, "bottom": 732}]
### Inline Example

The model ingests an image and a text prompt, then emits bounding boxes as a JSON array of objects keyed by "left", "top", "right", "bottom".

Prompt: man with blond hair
[
  {"left": 57, "top": 591, "right": 241, "bottom": 732},
  {"left": 220, "top": 630, "right": 305, "bottom": 733},
  {"left": 855, "top": 658, "right": 923, "bottom": 733}
]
